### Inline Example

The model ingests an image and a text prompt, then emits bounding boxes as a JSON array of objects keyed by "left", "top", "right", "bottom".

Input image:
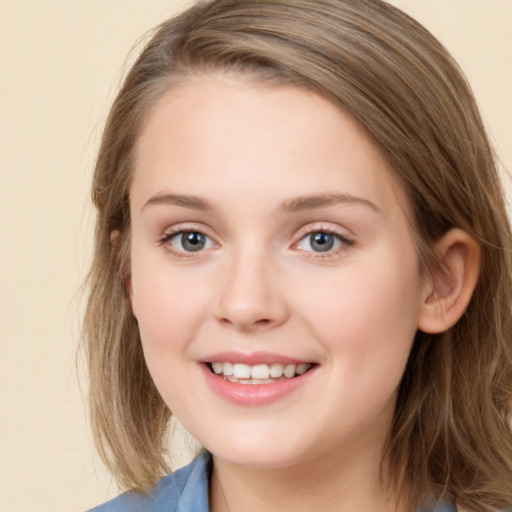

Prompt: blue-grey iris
[
  {"left": 310, "top": 232, "right": 335, "bottom": 252},
  {"left": 182, "top": 232, "right": 206, "bottom": 252}
]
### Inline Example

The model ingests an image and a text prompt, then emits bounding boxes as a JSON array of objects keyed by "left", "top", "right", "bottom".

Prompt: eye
[
  {"left": 296, "top": 231, "right": 350, "bottom": 253},
  {"left": 167, "top": 231, "right": 216, "bottom": 253}
]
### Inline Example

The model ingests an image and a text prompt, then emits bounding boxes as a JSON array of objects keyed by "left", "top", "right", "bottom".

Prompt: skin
[{"left": 128, "top": 75, "right": 438, "bottom": 511}]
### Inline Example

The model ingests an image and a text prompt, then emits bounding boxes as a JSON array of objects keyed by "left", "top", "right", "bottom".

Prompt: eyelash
[
  {"left": 293, "top": 228, "right": 355, "bottom": 259},
  {"left": 158, "top": 226, "right": 355, "bottom": 259},
  {"left": 158, "top": 227, "right": 217, "bottom": 258}
]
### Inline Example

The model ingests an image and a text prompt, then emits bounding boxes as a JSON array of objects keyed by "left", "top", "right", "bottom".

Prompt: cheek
[
  {"left": 130, "top": 260, "right": 210, "bottom": 356},
  {"left": 130, "top": 266, "right": 212, "bottom": 408},
  {"left": 299, "top": 246, "right": 422, "bottom": 373}
]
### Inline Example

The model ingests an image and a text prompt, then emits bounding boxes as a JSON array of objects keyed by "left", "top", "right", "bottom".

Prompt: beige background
[{"left": 0, "top": 1, "right": 510, "bottom": 511}]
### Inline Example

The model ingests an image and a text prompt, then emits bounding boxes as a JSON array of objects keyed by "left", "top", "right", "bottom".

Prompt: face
[{"left": 129, "top": 76, "right": 427, "bottom": 471}]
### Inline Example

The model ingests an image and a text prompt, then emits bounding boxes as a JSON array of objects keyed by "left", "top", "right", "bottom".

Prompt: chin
[{"left": 201, "top": 429, "right": 314, "bottom": 470}]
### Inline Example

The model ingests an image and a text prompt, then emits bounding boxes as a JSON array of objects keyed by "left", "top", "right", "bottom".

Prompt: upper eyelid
[
  {"left": 160, "top": 222, "right": 215, "bottom": 239},
  {"left": 163, "top": 229, "right": 214, "bottom": 242},
  {"left": 159, "top": 229, "right": 218, "bottom": 257},
  {"left": 157, "top": 226, "right": 218, "bottom": 252},
  {"left": 292, "top": 223, "right": 356, "bottom": 253},
  {"left": 294, "top": 222, "right": 355, "bottom": 240},
  {"left": 295, "top": 230, "right": 354, "bottom": 247}
]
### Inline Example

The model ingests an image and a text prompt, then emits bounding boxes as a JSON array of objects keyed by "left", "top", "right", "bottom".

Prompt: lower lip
[{"left": 200, "top": 364, "right": 317, "bottom": 406}]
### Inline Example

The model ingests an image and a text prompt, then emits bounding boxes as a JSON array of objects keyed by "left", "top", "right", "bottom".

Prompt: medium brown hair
[{"left": 83, "top": 1, "right": 512, "bottom": 510}]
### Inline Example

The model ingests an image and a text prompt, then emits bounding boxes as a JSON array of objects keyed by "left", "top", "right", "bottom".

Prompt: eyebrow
[
  {"left": 280, "top": 193, "right": 380, "bottom": 213},
  {"left": 142, "top": 193, "right": 213, "bottom": 212},
  {"left": 142, "top": 192, "right": 379, "bottom": 213}
]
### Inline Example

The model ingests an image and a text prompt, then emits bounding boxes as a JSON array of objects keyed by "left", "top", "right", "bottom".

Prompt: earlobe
[{"left": 418, "top": 229, "right": 481, "bottom": 334}]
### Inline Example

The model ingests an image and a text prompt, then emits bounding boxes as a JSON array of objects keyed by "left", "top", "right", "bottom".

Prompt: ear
[{"left": 418, "top": 229, "right": 481, "bottom": 333}]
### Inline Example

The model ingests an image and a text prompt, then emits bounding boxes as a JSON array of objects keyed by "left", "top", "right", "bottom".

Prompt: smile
[
  {"left": 209, "top": 362, "right": 313, "bottom": 384},
  {"left": 200, "top": 352, "right": 319, "bottom": 405}
]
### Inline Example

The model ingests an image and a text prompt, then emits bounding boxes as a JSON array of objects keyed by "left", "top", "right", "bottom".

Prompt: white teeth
[
  {"left": 296, "top": 363, "right": 309, "bottom": 375},
  {"left": 269, "top": 363, "right": 284, "bottom": 378},
  {"left": 232, "top": 363, "right": 251, "bottom": 379},
  {"left": 251, "top": 364, "right": 270, "bottom": 379},
  {"left": 240, "top": 378, "right": 274, "bottom": 385},
  {"left": 283, "top": 364, "right": 296, "bottom": 378},
  {"left": 223, "top": 362, "right": 233, "bottom": 376},
  {"left": 210, "top": 361, "right": 313, "bottom": 382}
]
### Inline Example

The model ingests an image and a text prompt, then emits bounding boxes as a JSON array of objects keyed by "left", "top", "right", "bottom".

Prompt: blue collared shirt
[
  {"left": 88, "top": 451, "right": 210, "bottom": 512},
  {"left": 88, "top": 450, "right": 456, "bottom": 512}
]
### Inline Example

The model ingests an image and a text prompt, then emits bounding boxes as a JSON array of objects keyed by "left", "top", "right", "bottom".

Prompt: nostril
[
  {"left": 218, "top": 317, "right": 272, "bottom": 327},
  {"left": 255, "top": 318, "right": 271, "bottom": 325}
]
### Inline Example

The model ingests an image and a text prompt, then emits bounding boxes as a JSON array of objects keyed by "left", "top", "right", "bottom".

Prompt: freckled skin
[{"left": 129, "top": 77, "right": 425, "bottom": 477}]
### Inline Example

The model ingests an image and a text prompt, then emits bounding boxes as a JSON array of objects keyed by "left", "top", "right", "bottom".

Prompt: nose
[{"left": 214, "top": 248, "right": 289, "bottom": 332}]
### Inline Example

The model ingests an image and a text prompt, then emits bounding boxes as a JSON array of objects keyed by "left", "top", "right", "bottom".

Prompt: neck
[{"left": 209, "top": 439, "right": 404, "bottom": 512}]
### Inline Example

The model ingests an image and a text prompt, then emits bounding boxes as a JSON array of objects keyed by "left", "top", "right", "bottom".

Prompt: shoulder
[
  {"left": 417, "top": 501, "right": 456, "bottom": 512},
  {"left": 430, "top": 503, "right": 512, "bottom": 512},
  {"left": 87, "top": 451, "right": 211, "bottom": 512},
  {"left": 458, "top": 507, "right": 512, "bottom": 512}
]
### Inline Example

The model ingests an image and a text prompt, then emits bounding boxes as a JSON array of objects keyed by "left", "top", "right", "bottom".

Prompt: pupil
[
  {"left": 182, "top": 232, "right": 205, "bottom": 252},
  {"left": 311, "top": 232, "right": 334, "bottom": 252}
]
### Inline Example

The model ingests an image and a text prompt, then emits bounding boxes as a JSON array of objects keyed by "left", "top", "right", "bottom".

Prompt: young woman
[{"left": 84, "top": 1, "right": 512, "bottom": 511}]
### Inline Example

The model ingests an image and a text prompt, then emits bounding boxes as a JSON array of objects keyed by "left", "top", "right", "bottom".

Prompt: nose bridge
[{"left": 216, "top": 241, "right": 287, "bottom": 331}]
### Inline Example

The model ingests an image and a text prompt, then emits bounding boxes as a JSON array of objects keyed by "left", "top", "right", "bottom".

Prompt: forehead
[{"left": 131, "top": 76, "right": 410, "bottom": 217}]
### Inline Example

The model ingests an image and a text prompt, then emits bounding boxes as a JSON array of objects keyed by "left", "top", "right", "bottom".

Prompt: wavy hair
[{"left": 83, "top": 1, "right": 512, "bottom": 510}]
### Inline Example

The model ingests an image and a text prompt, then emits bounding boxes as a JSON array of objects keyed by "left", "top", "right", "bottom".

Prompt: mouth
[{"left": 207, "top": 361, "right": 315, "bottom": 385}]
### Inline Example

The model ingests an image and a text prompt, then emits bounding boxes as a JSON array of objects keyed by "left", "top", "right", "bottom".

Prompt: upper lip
[{"left": 200, "top": 351, "right": 314, "bottom": 365}]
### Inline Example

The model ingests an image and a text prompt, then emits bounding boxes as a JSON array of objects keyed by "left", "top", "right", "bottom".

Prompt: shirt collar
[{"left": 176, "top": 450, "right": 211, "bottom": 512}]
